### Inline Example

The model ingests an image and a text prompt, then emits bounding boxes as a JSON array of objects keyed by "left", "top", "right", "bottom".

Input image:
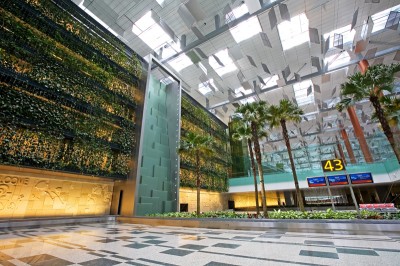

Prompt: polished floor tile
[{"left": 0, "top": 222, "right": 399, "bottom": 265}]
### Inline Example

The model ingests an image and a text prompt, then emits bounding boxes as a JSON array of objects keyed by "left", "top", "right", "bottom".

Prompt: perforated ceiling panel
[{"left": 77, "top": 0, "right": 400, "bottom": 163}]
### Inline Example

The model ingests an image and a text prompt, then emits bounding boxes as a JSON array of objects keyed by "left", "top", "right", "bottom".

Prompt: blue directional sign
[
  {"left": 327, "top": 174, "right": 349, "bottom": 186},
  {"left": 307, "top": 176, "right": 327, "bottom": 187},
  {"left": 349, "top": 172, "right": 373, "bottom": 184}
]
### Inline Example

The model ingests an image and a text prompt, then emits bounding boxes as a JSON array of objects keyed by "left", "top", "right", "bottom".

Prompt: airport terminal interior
[{"left": 1, "top": 0, "right": 400, "bottom": 265}]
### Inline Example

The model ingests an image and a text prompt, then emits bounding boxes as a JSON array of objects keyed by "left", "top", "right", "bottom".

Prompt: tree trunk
[
  {"left": 370, "top": 95, "right": 400, "bottom": 163},
  {"left": 281, "top": 120, "right": 305, "bottom": 211},
  {"left": 251, "top": 122, "right": 268, "bottom": 218},
  {"left": 247, "top": 139, "right": 260, "bottom": 215},
  {"left": 196, "top": 151, "right": 201, "bottom": 216}
]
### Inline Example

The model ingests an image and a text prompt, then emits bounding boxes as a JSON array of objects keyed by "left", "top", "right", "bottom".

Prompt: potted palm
[
  {"left": 267, "top": 99, "right": 305, "bottom": 211},
  {"left": 179, "top": 132, "right": 215, "bottom": 216}
]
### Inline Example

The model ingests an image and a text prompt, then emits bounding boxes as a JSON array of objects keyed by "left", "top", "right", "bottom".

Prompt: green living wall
[
  {"left": 0, "top": 0, "right": 145, "bottom": 179},
  {"left": 180, "top": 92, "right": 231, "bottom": 192}
]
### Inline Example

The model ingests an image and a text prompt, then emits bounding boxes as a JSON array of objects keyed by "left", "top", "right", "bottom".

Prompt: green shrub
[{"left": 147, "top": 209, "right": 399, "bottom": 220}]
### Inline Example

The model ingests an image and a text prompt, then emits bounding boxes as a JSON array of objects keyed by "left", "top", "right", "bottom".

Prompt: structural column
[
  {"left": 336, "top": 136, "right": 347, "bottom": 165},
  {"left": 339, "top": 126, "right": 356, "bottom": 164},
  {"left": 344, "top": 59, "right": 373, "bottom": 163}
]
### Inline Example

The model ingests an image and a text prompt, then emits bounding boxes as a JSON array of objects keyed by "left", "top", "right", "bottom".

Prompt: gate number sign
[{"left": 321, "top": 159, "right": 345, "bottom": 172}]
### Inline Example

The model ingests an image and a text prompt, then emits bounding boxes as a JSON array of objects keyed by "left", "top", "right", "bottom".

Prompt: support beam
[
  {"left": 340, "top": 127, "right": 356, "bottom": 164},
  {"left": 347, "top": 106, "right": 373, "bottom": 163},
  {"left": 209, "top": 45, "right": 400, "bottom": 109},
  {"left": 161, "top": 0, "right": 285, "bottom": 65}
]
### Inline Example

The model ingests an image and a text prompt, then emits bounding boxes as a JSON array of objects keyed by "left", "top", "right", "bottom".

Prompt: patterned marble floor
[{"left": 0, "top": 222, "right": 399, "bottom": 266}]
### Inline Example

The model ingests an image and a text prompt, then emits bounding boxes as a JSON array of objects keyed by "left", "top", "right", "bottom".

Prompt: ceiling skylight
[
  {"left": 161, "top": 42, "right": 181, "bottom": 59},
  {"left": 225, "top": 4, "right": 248, "bottom": 24},
  {"left": 227, "top": 5, "right": 261, "bottom": 43},
  {"left": 234, "top": 87, "right": 253, "bottom": 97},
  {"left": 168, "top": 54, "right": 192, "bottom": 72},
  {"left": 371, "top": 4, "right": 400, "bottom": 33},
  {"left": 131, "top": 11, "right": 173, "bottom": 50},
  {"left": 323, "top": 25, "right": 355, "bottom": 50},
  {"left": 302, "top": 112, "right": 317, "bottom": 121},
  {"left": 230, "top": 16, "right": 262, "bottom": 43},
  {"left": 209, "top": 49, "right": 237, "bottom": 76},
  {"left": 198, "top": 79, "right": 217, "bottom": 95},
  {"left": 78, "top": 2, "right": 118, "bottom": 37},
  {"left": 262, "top": 75, "right": 279, "bottom": 89},
  {"left": 277, "top": 13, "right": 309, "bottom": 50},
  {"left": 293, "top": 80, "right": 314, "bottom": 106},
  {"left": 325, "top": 51, "right": 351, "bottom": 69}
]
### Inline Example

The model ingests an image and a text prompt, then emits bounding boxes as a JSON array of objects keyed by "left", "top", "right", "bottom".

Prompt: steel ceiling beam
[
  {"left": 160, "top": 0, "right": 285, "bottom": 64},
  {"left": 209, "top": 44, "right": 400, "bottom": 110}
]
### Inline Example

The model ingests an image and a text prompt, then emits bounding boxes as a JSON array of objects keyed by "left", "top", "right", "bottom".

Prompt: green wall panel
[{"left": 135, "top": 74, "right": 180, "bottom": 216}]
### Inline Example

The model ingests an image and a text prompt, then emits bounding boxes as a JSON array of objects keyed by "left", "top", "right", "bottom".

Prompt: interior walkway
[{"left": 0, "top": 221, "right": 399, "bottom": 265}]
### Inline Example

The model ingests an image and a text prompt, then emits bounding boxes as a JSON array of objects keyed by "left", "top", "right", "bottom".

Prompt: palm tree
[
  {"left": 232, "top": 120, "right": 260, "bottom": 215},
  {"left": 235, "top": 101, "right": 269, "bottom": 217},
  {"left": 372, "top": 96, "right": 400, "bottom": 154},
  {"left": 266, "top": 99, "right": 305, "bottom": 211},
  {"left": 179, "top": 132, "right": 215, "bottom": 216},
  {"left": 337, "top": 63, "right": 400, "bottom": 162},
  {"left": 379, "top": 96, "right": 400, "bottom": 129}
]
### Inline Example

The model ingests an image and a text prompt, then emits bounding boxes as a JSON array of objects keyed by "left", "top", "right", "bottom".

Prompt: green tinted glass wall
[{"left": 135, "top": 64, "right": 181, "bottom": 216}]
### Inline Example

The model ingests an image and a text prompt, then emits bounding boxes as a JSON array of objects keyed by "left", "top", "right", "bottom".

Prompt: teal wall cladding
[{"left": 135, "top": 74, "right": 180, "bottom": 216}]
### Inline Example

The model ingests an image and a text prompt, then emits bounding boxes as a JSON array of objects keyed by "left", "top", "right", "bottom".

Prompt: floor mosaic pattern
[{"left": 0, "top": 222, "right": 399, "bottom": 265}]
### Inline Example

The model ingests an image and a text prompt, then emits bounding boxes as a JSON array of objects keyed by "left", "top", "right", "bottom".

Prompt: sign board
[
  {"left": 307, "top": 177, "right": 327, "bottom": 187},
  {"left": 321, "top": 159, "right": 346, "bottom": 172},
  {"left": 349, "top": 172, "right": 373, "bottom": 184},
  {"left": 327, "top": 174, "right": 349, "bottom": 186}
]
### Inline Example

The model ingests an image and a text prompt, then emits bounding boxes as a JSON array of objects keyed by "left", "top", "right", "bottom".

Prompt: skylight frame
[{"left": 277, "top": 13, "right": 310, "bottom": 51}]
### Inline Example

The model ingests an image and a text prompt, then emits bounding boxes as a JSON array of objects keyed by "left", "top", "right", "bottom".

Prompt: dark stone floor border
[
  {"left": 117, "top": 216, "right": 400, "bottom": 234},
  {"left": 0, "top": 215, "right": 117, "bottom": 229}
]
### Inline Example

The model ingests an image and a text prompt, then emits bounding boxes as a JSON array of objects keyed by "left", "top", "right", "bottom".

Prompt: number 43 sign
[{"left": 321, "top": 159, "right": 346, "bottom": 172}]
